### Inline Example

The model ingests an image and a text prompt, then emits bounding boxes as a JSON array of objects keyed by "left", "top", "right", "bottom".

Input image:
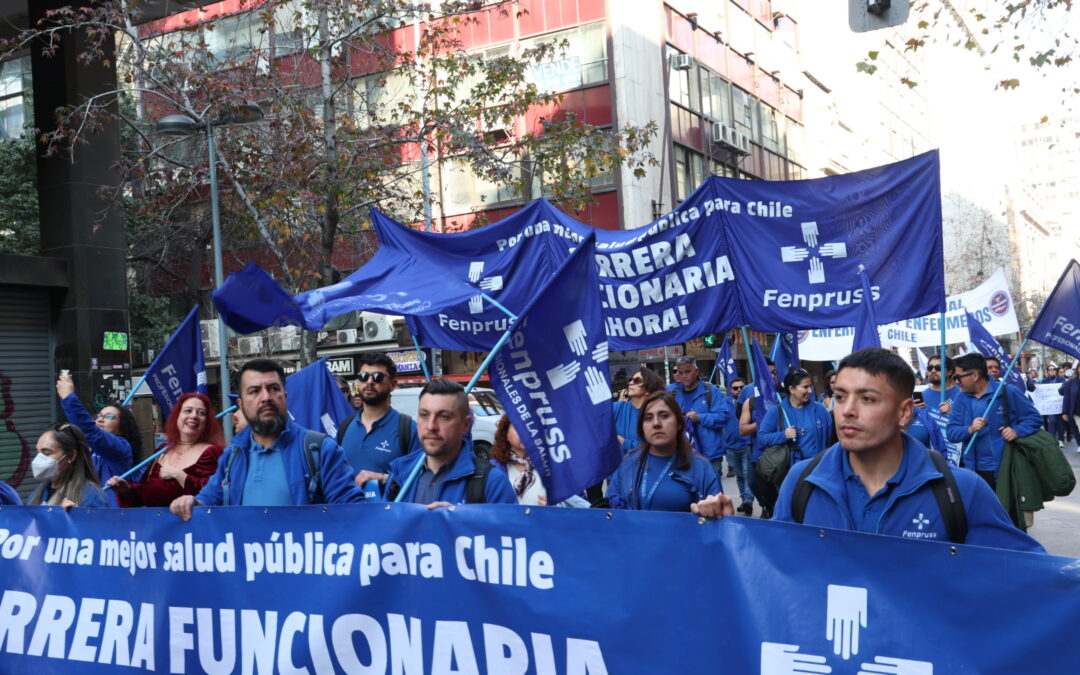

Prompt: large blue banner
[
  {"left": 0, "top": 505, "right": 1076, "bottom": 673},
  {"left": 1028, "top": 259, "right": 1080, "bottom": 362},
  {"left": 285, "top": 358, "right": 356, "bottom": 438},
  {"left": 720, "top": 151, "right": 944, "bottom": 331},
  {"left": 488, "top": 235, "right": 621, "bottom": 503},
  {"left": 143, "top": 306, "right": 207, "bottom": 418}
]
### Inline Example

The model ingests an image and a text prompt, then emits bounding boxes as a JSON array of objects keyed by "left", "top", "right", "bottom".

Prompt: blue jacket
[
  {"left": 606, "top": 449, "right": 721, "bottom": 511},
  {"left": 61, "top": 394, "right": 132, "bottom": 505},
  {"left": 196, "top": 420, "right": 363, "bottom": 506},
  {"left": 907, "top": 407, "right": 946, "bottom": 453},
  {"left": 1061, "top": 378, "right": 1080, "bottom": 417},
  {"left": 32, "top": 483, "right": 108, "bottom": 508},
  {"left": 385, "top": 441, "right": 517, "bottom": 505},
  {"left": 668, "top": 380, "right": 729, "bottom": 460},
  {"left": 722, "top": 395, "right": 751, "bottom": 451},
  {"left": 946, "top": 379, "right": 1043, "bottom": 472},
  {"left": 612, "top": 400, "right": 642, "bottom": 453},
  {"left": 755, "top": 398, "right": 832, "bottom": 463},
  {"left": 339, "top": 408, "right": 420, "bottom": 474},
  {"left": 773, "top": 435, "right": 1045, "bottom": 553},
  {"left": 0, "top": 481, "right": 19, "bottom": 505}
]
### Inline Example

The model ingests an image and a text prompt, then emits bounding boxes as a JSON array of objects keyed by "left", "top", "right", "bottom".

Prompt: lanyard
[{"left": 639, "top": 456, "right": 675, "bottom": 509}]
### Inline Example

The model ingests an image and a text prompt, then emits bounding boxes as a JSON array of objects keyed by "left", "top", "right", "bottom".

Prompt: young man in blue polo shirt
[{"left": 338, "top": 353, "right": 421, "bottom": 489}]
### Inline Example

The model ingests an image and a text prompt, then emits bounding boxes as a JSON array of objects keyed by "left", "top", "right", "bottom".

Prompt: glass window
[
  {"left": 666, "top": 47, "right": 699, "bottom": 110},
  {"left": 675, "top": 145, "right": 704, "bottom": 201},
  {"left": 732, "top": 87, "right": 753, "bottom": 135},
  {"left": 0, "top": 56, "right": 31, "bottom": 139},
  {"left": 523, "top": 23, "right": 608, "bottom": 93}
]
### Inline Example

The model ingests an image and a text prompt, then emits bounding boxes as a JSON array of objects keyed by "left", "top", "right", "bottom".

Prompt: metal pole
[{"left": 207, "top": 121, "right": 233, "bottom": 441}]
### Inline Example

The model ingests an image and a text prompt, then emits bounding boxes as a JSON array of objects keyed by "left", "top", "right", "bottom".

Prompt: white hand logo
[
  {"left": 592, "top": 341, "right": 609, "bottom": 363},
  {"left": 478, "top": 275, "right": 503, "bottom": 291},
  {"left": 858, "top": 656, "right": 933, "bottom": 675},
  {"left": 468, "top": 296, "right": 484, "bottom": 314},
  {"left": 467, "top": 261, "right": 485, "bottom": 283},
  {"left": 546, "top": 361, "right": 581, "bottom": 389},
  {"left": 761, "top": 643, "right": 832, "bottom": 674},
  {"left": 826, "top": 585, "right": 867, "bottom": 660},
  {"left": 808, "top": 258, "right": 826, "bottom": 284},
  {"left": 782, "top": 246, "right": 810, "bottom": 263},
  {"left": 584, "top": 366, "right": 610, "bottom": 404},
  {"left": 563, "top": 320, "right": 588, "bottom": 356},
  {"left": 818, "top": 242, "right": 848, "bottom": 258},
  {"left": 801, "top": 221, "right": 820, "bottom": 247}
]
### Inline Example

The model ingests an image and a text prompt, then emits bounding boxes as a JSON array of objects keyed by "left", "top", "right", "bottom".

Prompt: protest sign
[
  {"left": 1031, "top": 383, "right": 1065, "bottom": 416},
  {"left": 0, "top": 505, "right": 1076, "bottom": 674}
]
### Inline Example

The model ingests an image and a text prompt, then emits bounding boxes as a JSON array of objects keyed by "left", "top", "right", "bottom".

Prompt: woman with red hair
[{"left": 106, "top": 394, "right": 224, "bottom": 507}]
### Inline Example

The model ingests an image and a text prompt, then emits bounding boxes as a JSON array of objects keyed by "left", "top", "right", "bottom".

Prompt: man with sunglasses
[
  {"left": 337, "top": 353, "right": 421, "bottom": 489},
  {"left": 915, "top": 355, "right": 958, "bottom": 415},
  {"left": 947, "top": 353, "right": 1042, "bottom": 488}
]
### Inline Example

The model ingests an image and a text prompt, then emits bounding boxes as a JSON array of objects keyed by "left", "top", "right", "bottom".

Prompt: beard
[
  {"left": 361, "top": 389, "right": 390, "bottom": 407},
  {"left": 245, "top": 402, "right": 286, "bottom": 437}
]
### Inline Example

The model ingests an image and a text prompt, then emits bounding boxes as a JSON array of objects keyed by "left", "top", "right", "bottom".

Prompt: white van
[{"left": 390, "top": 386, "right": 504, "bottom": 460}]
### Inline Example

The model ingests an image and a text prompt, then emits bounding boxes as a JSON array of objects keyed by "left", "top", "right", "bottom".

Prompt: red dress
[{"left": 117, "top": 445, "right": 223, "bottom": 507}]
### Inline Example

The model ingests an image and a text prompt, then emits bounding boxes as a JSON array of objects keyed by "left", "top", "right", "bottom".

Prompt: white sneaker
[{"left": 1060, "top": 440, "right": 1065, "bottom": 448}]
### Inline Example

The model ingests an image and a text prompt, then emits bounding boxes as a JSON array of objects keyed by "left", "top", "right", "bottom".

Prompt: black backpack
[
  {"left": 385, "top": 455, "right": 492, "bottom": 504},
  {"left": 222, "top": 430, "right": 326, "bottom": 505},
  {"left": 790, "top": 447, "right": 968, "bottom": 544},
  {"left": 336, "top": 411, "right": 413, "bottom": 456}
]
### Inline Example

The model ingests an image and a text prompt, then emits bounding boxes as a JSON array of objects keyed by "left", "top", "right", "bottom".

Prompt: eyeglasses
[
  {"left": 357, "top": 371, "right": 388, "bottom": 383},
  {"left": 927, "top": 365, "right": 941, "bottom": 372},
  {"left": 954, "top": 371, "right": 976, "bottom": 381},
  {"left": 95, "top": 413, "right": 118, "bottom": 421},
  {"left": 629, "top": 377, "right": 644, "bottom": 385},
  {"left": 731, "top": 385, "right": 743, "bottom": 391}
]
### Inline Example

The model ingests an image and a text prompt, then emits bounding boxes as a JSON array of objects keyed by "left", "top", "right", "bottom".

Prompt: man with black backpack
[
  {"left": 384, "top": 378, "right": 516, "bottom": 506},
  {"left": 337, "top": 353, "right": 421, "bottom": 490},
  {"left": 170, "top": 359, "right": 363, "bottom": 520},
  {"left": 693, "top": 349, "right": 1044, "bottom": 552}
]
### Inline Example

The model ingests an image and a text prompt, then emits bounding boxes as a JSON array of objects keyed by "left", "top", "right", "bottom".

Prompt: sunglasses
[
  {"left": 927, "top": 365, "right": 941, "bottom": 372},
  {"left": 629, "top": 377, "right": 644, "bottom": 385},
  {"left": 95, "top": 413, "right": 118, "bottom": 421},
  {"left": 731, "top": 385, "right": 743, "bottom": 391},
  {"left": 357, "top": 372, "right": 388, "bottom": 383},
  {"left": 954, "top": 371, "right": 976, "bottom": 381}
]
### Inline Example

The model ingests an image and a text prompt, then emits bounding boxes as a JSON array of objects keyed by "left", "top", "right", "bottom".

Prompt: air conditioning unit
[
  {"left": 734, "top": 130, "right": 751, "bottom": 155},
  {"left": 337, "top": 329, "right": 359, "bottom": 345},
  {"left": 281, "top": 335, "right": 301, "bottom": 351},
  {"left": 238, "top": 336, "right": 264, "bottom": 355},
  {"left": 202, "top": 338, "right": 220, "bottom": 358},
  {"left": 199, "top": 320, "right": 216, "bottom": 343},
  {"left": 711, "top": 122, "right": 730, "bottom": 145},
  {"left": 669, "top": 53, "right": 693, "bottom": 71},
  {"left": 361, "top": 313, "right": 395, "bottom": 342}
]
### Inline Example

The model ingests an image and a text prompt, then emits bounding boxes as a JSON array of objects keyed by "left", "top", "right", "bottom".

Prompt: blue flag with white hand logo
[
  {"left": 965, "top": 310, "right": 1025, "bottom": 389},
  {"left": 720, "top": 151, "right": 944, "bottom": 331},
  {"left": 852, "top": 268, "right": 882, "bottom": 351},
  {"left": 769, "top": 331, "right": 801, "bottom": 383},
  {"left": 717, "top": 337, "right": 739, "bottom": 387},
  {"left": 489, "top": 233, "right": 621, "bottom": 503},
  {"left": 750, "top": 336, "right": 778, "bottom": 425},
  {"left": 144, "top": 306, "right": 207, "bottom": 418},
  {"left": 285, "top": 358, "right": 355, "bottom": 439},
  {"left": 1027, "top": 259, "right": 1080, "bottom": 362}
]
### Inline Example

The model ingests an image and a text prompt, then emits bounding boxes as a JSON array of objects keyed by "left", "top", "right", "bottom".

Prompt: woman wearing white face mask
[{"left": 27, "top": 423, "right": 107, "bottom": 509}]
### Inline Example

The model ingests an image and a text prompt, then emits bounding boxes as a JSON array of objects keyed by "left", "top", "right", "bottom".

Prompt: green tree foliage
[{"left": 0, "top": 135, "right": 40, "bottom": 256}]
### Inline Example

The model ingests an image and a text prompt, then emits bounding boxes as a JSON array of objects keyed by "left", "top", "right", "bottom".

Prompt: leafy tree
[
  {"left": 0, "top": 135, "right": 40, "bottom": 256},
  {"left": 6, "top": 0, "right": 658, "bottom": 364}
]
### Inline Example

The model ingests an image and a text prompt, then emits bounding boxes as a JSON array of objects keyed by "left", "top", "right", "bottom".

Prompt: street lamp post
[{"left": 156, "top": 103, "right": 263, "bottom": 440}]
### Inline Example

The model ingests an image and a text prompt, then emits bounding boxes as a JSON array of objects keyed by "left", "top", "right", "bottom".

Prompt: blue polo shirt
[
  {"left": 921, "top": 386, "right": 959, "bottom": 410},
  {"left": 841, "top": 446, "right": 910, "bottom": 533},
  {"left": 339, "top": 408, "right": 420, "bottom": 474},
  {"left": 413, "top": 461, "right": 455, "bottom": 505},
  {"left": 241, "top": 437, "right": 292, "bottom": 506}
]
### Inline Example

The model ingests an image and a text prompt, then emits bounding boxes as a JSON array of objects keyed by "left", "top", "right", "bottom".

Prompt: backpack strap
[
  {"left": 303, "top": 430, "right": 327, "bottom": 504},
  {"left": 397, "top": 413, "right": 413, "bottom": 455},
  {"left": 790, "top": 450, "right": 827, "bottom": 523},
  {"left": 221, "top": 444, "right": 243, "bottom": 506},
  {"left": 336, "top": 413, "right": 357, "bottom": 446},
  {"left": 466, "top": 455, "right": 493, "bottom": 504},
  {"left": 926, "top": 448, "right": 967, "bottom": 544}
]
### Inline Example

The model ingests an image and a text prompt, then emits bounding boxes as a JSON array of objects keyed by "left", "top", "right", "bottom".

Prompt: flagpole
[
  {"left": 394, "top": 295, "right": 518, "bottom": 503},
  {"left": 940, "top": 310, "right": 947, "bottom": 361},
  {"left": 105, "top": 406, "right": 236, "bottom": 490},
  {"left": 740, "top": 325, "right": 757, "bottom": 385},
  {"left": 411, "top": 336, "right": 432, "bottom": 382},
  {"left": 963, "top": 334, "right": 1031, "bottom": 459},
  {"left": 121, "top": 372, "right": 150, "bottom": 407}
]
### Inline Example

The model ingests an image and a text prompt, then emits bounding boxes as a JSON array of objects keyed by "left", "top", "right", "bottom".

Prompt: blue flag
[
  {"left": 749, "top": 336, "right": 778, "bottom": 425},
  {"left": 285, "top": 358, "right": 355, "bottom": 438},
  {"left": 852, "top": 267, "right": 882, "bottom": 351},
  {"left": 143, "top": 306, "right": 207, "bottom": 417},
  {"left": 489, "top": 233, "right": 621, "bottom": 503},
  {"left": 721, "top": 151, "right": 944, "bottom": 331},
  {"left": 717, "top": 337, "right": 738, "bottom": 387},
  {"left": 1027, "top": 259, "right": 1080, "bottom": 362},
  {"left": 769, "top": 331, "right": 801, "bottom": 383},
  {"left": 965, "top": 310, "right": 1025, "bottom": 389}
]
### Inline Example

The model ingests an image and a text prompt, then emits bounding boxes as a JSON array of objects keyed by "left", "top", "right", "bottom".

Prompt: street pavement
[{"left": 718, "top": 439, "right": 1080, "bottom": 559}]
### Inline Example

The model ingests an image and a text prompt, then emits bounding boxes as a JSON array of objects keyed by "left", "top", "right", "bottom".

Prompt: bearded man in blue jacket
[{"left": 693, "top": 348, "right": 1043, "bottom": 553}]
